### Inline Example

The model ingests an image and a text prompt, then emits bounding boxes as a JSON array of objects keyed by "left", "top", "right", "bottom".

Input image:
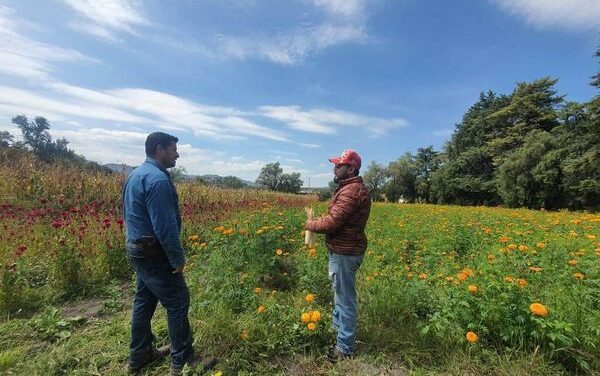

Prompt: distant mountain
[
  {"left": 102, "top": 164, "right": 257, "bottom": 188},
  {"left": 103, "top": 163, "right": 136, "bottom": 175}
]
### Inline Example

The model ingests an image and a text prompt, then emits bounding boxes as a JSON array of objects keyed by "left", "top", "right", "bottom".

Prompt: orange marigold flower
[
  {"left": 192, "top": 242, "right": 199, "bottom": 248},
  {"left": 457, "top": 273, "right": 468, "bottom": 282},
  {"left": 188, "top": 235, "right": 200, "bottom": 242},
  {"left": 275, "top": 249, "right": 283, "bottom": 256},
  {"left": 536, "top": 242, "right": 546, "bottom": 248},
  {"left": 240, "top": 329, "right": 249, "bottom": 340},
  {"left": 567, "top": 259, "right": 577, "bottom": 266},
  {"left": 257, "top": 305, "right": 266, "bottom": 313},
  {"left": 308, "top": 248, "right": 317, "bottom": 258},
  {"left": 200, "top": 242, "right": 207, "bottom": 248},
  {"left": 530, "top": 302, "right": 549, "bottom": 317},
  {"left": 468, "top": 284, "right": 478, "bottom": 294},
  {"left": 462, "top": 268, "right": 475, "bottom": 277},
  {"left": 310, "top": 310, "right": 321, "bottom": 323},
  {"left": 518, "top": 245, "right": 528, "bottom": 252},
  {"left": 239, "top": 229, "right": 248, "bottom": 235},
  {"left": 254, "top": 287, "right": 262, "bottom": 294},
  {"left": 504, "top": 276, "right": 514, "bottom": 283},
  {"left": 307, "top": 323, "right": 317, "bottom": 331},
  {"left": 529, "top": 266, "right": 543, "bottom": 272},
  {"left": 518, "top": 279, "right": 527, "bottom": 288},
  {"left": 507, "top": 244, "right": 517, "bottom": 250},
  {"left": 573, "top": 272, "right": 585, "bottom": 280},
  {"left": 418, "top": 273, "right": 428, "bottom": 279},
  {"left": 305, "top": 293, "right": 315, "bottom": 303},
  {"left": 585, "top": 234, "right": 597, "bottom": 240},
  {"left": 499, "top": 236, "right": 510, "bottom": 243},
  {"left": 466, "top": 331, "right": 478, "bottom": 343},
  {"left": 301, "top": 312, "right": 311, "bottom": 323}
]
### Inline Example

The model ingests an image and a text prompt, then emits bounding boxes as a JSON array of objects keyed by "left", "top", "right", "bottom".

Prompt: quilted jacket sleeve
[{"left": 306, "top": 188, "right": 358, "bottom": 234}]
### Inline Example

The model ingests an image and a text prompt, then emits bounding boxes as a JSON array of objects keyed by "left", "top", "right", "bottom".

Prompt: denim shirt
[{"left": 122, "top": 158, "right": 184, "bottom": 268}]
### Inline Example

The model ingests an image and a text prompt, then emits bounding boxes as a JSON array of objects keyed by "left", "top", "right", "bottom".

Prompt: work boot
[
  {"left": 170, "top": 354, "right": 218, "bottom": 376},
  {"left": 127, "top": 344, "right": 171, "bottom": 374},
  {"left": 327, "top": 346, "right": 353, "bottom": 362}
]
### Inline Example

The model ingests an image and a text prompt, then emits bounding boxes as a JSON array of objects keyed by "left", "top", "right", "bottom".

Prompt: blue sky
[{"left": 0, "top": 0, "right": 598, "bottom": 187}]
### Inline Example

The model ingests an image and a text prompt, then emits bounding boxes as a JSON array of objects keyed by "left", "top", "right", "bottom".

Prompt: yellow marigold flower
[
  {"left": 305, "top": 293, "right": 315, "bottom": 303},
  {"left": 418, "top": 273, "right": 428, "bottom": 279},
  {"left": 468, "top": 284, "right": 478, "bottom": 294},
  {"left": 310, "top": 310, "right": 321, "bottom": 323},
  {"left": 275, "top": 249, "right": 283, "bottom": 256},
  {"left": 445, "top": 276, "right": 454, "bottom": 282},
  {"left": 200, "top": 242, "right": 207, "bottom": 248},
  {"left": 214, "top": 371, "right": 223, "bottom": 376},
  {"left": 462, "top": 268, "right": 474, "bottom": 277},
  {"left": 585, "top": 234, "right": 596, "bottom": 240},
  {"left": 487, "top": 254, "right": 496, "bottom": 261},
  {"left": 457, "top": 272, "right": 468, "bottom": 282},
  {"left": 518, "top": 245, "right": 528, "bottom": 252},
  {"left": 307, "top": 323, "right": 317, "bottom": 331},
  {"left": 573, "top": 272, "right": 585, "bottom": 280},
  {"left": 508, "top": 244, "right": 517, "bottom": 250},
  {"left": 530, "top": 302, "right": 549, "bottom": 317},
  {"left": 214, "top": 225, "right": 225, "bottom": 232},
  {"left": 301, "top": 312, "right": 311, "bottom": 323},
  {"left": 256, "top": 229, "right": 263, "bottom": 234},
  {"left": 254, "top": 287, "right": 262, "bottom": 294},
  {"left": 504, "top": 276, "right": 514, "bottom": 283},
  {"left": 567, "top": 259, "right": 577, "bottom": 266},
  {"left": 240, "top": 329, "right": 249, "bottom": 340},
  {"left": 188, "top": 235, "right": 200, "bottom": 242},
  {"left": 407, "top": 272, "right": 414, "bottom": 279},
  {"left": 466, "top": 331, "right": 478, "bottom": 343},
  {"left": 308, "top": 248, "right": 317, "bottom": 258},
  {"left": 518, "top": 279, "right": 527, "bottom": 288},
  {"left": 257, "top": 305, "right": 265, "bottom": 313},
  {"left": 536, "top": 242, "right": 546, "bottom": 248},
  {"left": 529, "top": 266, "right": 543, "bottom": 272}
]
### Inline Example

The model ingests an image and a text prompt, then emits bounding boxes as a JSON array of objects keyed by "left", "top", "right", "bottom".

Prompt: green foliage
[
  {"left": 256, "top": 161, "right": 303, "bottom": 193},
  {"left": 363, "top": 161, "right": 387, "bottom": 201}
]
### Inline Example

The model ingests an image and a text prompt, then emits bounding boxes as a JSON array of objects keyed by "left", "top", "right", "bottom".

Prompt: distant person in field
[
  {"left": 305, "top": 149, "right": 371, "bottom": 361},
  {"left": 122, "top": 132, "right": 217, "bottom": 375}
]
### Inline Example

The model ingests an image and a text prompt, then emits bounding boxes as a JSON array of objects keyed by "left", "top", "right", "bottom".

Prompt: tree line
[{"left": 363, "top": 49, "right": 599, "bottom": 211}]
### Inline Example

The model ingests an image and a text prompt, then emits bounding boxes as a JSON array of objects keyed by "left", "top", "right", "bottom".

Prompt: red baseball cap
[{"left": 329, "top": 149, "right": 361, "bottom": 170}]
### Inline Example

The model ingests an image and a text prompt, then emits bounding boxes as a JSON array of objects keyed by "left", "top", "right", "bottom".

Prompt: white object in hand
[{"left": 304, "top": 207, "right": 316, "bottom": 247}]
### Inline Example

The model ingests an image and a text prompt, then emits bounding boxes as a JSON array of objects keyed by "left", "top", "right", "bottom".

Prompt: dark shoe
[
  {"left": 170, "top": 354, "right": 218, "bottom": 376},
  {"left": 327, "top": 346, "right": 353, "bottom": 362},
  {"left": 127, "top": 344, "right": 171, "bottom": 374}
]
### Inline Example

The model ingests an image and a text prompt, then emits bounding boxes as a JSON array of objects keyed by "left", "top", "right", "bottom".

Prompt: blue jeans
[
  {"left": 128, "top": 253, "right": 194, "bottom": 368},
  {"left": 328, "top": 252, "right": 364, "bottom": 355}
]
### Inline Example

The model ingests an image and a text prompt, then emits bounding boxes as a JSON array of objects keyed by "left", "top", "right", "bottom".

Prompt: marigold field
[{"left": 1, "top": 153, "right": 599, "bottom": 375}]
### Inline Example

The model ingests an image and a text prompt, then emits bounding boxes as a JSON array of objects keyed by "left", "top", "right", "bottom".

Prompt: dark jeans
[{"left": 128, "top": 254, "right": 194, "bottom": 368}]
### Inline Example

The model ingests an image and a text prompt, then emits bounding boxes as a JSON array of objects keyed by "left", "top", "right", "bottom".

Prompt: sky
[{"left": 0, "top": 0, "right": 598, "bottom": 187}]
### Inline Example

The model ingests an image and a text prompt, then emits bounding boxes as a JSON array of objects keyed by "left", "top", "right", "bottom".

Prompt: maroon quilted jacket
[{"left": 306, "top": 176, "right": 371, "bottom": 255}]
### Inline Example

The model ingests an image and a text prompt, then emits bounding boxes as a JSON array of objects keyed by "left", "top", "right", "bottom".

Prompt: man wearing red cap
[{"left": 305, "top": 149, "right": 371, "bottom": 360}]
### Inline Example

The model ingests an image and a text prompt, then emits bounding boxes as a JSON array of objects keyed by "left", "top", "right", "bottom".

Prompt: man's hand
[{"left": 172, "top": 262, "right": 185, "bottom": 274}]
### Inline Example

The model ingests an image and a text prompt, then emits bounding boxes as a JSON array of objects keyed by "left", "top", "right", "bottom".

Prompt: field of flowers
[{"left": 1, "top": 150, "right": 599, "bottom": 375}]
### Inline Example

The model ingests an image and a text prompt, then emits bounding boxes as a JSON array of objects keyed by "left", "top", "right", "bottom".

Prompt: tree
[
  {"left": 256, "top": 162, "right": 303, "bottom": 193},
  {"left": 384, "top": 153, "right": 417, "bottom": 202},
  {"left": 278, "top": 172, "right": 303, "bottom": 193},
  {"left": 0, "top": 131, "right": 14, "bottom": 147},
  {"left": 256, "top": 162, "right": 283, "bottom": 190},
  {"left": 414, "top": 146, "right": 440, "bottom": 203},
  {"left": 168, "top": 166, "right": 187, "bottom": 182},
  {"left": 221, "top": 176, "right": 245, "bottom": 189},
  {"left": 12, "top": 115, "right": 51, "bottom": 154},
  {"left": 363, "top": 161, "right": 387, "bottom": 201}
]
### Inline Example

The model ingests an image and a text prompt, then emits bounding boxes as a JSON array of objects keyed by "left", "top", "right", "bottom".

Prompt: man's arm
[
  {"left": 146, "top": 179, "right": 186, "bottom": 270},
  {"left": 306, "top": 189, "right": 358, "bottom": 234}
]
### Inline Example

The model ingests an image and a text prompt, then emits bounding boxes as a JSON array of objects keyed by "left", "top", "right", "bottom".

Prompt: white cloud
[
  {"left": 0, "top": 5, "right": 95, "bottom": 80},
  {"left": 60, "top": 0, "right": 151, "bottom": 41},
  {"left": 491, "top": 0, "right": 600, "bottom": 30},
  {"left": 311, "top": 0, "right": 367, "bottom": 19},
  {"left": 260, "top": 105, "right": 408, "bottom": 137}
]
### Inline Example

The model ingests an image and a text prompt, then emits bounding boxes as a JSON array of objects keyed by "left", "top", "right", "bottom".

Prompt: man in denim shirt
[{"left": 123, "top": 132, "right": 216, "bottom": 375}]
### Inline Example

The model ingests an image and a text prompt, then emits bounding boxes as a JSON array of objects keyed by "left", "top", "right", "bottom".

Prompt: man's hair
[{"left": 145, "top": 132, "right": 178, "bottom": 157}]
